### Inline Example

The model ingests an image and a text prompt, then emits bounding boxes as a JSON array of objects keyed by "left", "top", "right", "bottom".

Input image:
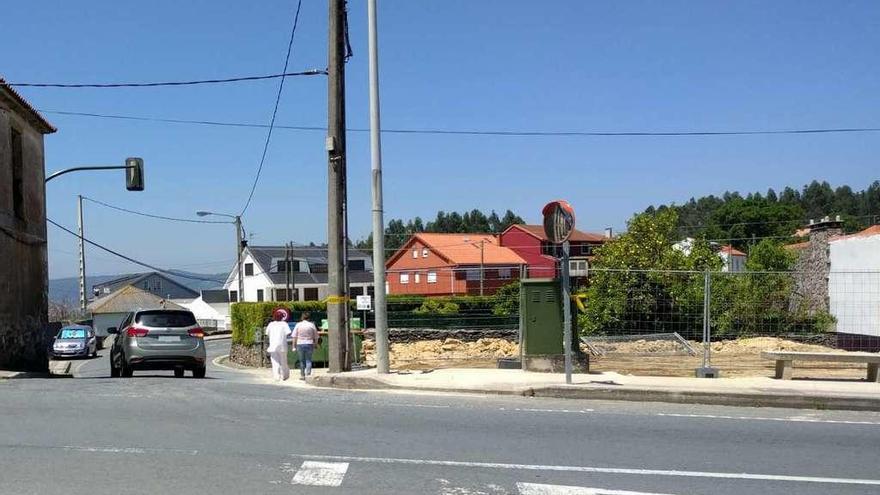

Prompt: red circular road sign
[{"left": 542, "top": 200, "right": 576, "bottom": 244}]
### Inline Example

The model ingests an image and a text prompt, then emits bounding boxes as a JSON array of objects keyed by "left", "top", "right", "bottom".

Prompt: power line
[
  {"left": 39, "top": 109, "right": 880, "bottom": 138},
  {"left": 240, "top": 0, "right": 304, "bottom": 216},
  {"left": 5, "top": 70, "right": 325, "bottom": 88},
  {"left": 82, "top": 196, "right": 229, "bottom": 224},
  {"left": 48, "top": 218, "right": 226, "bottom": 284}
]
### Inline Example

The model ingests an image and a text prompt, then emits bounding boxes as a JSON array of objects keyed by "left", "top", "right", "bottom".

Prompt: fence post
[{"left": 696, "top": 270, "right": 719, "bottom": 378}]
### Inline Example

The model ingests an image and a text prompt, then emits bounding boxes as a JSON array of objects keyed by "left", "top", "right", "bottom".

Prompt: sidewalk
[{"left": 307, "top": 367, "right": 880, "bottom": 411}]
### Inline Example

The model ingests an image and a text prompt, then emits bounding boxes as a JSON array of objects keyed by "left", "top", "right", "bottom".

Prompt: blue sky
[{"left": 4, "top": 0, "right": 878, "bottom": 279}]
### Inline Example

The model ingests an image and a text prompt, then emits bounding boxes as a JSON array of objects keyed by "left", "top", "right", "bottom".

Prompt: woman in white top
[
  {"left": 291, "top": 312, "right": 319, "bottom": 379},
  {"left": 265, "top": 311, "right": 292, "bottom": 381}
]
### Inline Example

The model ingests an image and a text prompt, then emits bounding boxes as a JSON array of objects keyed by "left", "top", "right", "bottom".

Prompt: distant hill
[{"left": 49, "top": 271, "right": 226, "bottom": 303}]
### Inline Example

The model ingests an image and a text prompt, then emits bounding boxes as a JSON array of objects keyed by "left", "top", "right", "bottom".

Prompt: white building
[
  {"left": 828, "top": 225, "right": 880, "bottom": 338},
  {"left": 177, "top": 289, "right": 231, "bottom": 331},
  {"left": 673, "top": 238, "right": 747, "bottom": 272},
  {"left": 224, "top": 245, "right": 374, "bottom": 303}
]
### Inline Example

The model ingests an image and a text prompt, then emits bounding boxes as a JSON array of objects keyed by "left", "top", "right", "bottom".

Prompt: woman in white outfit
[{"left": 265, "top": 311, "right": 291, "bottom": 381}]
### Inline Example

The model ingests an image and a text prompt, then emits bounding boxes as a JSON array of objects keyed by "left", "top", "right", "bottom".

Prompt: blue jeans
[{"left": 296, "top": 344, "right": 314, "bottom": 376}]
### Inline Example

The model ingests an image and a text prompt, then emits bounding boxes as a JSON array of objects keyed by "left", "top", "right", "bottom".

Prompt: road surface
[{"left": 2, "top": 339, "right": 879, "bottom": 495}]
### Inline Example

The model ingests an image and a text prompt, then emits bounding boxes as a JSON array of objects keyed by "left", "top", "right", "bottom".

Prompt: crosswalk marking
[
  {"left": 291, "top": 461, "right": 349, "bottom": 487},
  {"left": 517, "top": 482, "right": 675, "bottom": 495}
]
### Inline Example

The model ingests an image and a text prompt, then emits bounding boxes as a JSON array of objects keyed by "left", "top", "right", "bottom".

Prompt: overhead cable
[
  {"left": 240, "top": 0, "right": 304, "bottom": 216},
  {"left": 48, "top": 218, "right": 225, "bottom": 284},
  {"left": 39, "top": 109, "right": 880, "bottom": 138},
  {"left": 82, "top": 196, "right": 229, "bottom": 224},
  {"left": 6, "top": 70, "right": 325, "bottom": 88}
]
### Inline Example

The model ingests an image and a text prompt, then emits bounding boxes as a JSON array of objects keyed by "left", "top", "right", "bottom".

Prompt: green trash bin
[{"left": 288, "top": 318, "right": 364, "bottom": 368}]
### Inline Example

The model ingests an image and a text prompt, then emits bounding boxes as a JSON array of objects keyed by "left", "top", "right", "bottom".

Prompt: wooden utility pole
[
  {"left": 327, "top": 0, "right": 350, "bottom": 372},
  {"left": 77, "top": 195, "right": 87, "bottom": 314}
]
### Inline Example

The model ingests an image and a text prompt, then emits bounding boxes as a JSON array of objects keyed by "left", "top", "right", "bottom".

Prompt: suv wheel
[
  {"left": 192, "top": 366, "right": 206, "bottom": 379},
  {"left": 121, "top": 361, "right": 134, "bottom": 378},
  {"left": 174, "top": 368, "right": 185, "bottom": 378},
  {"left": 110, "top": 360, "right": 120, "bottom": 378}
]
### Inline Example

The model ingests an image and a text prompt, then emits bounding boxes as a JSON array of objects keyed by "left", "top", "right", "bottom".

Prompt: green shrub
[
  {"left": 413, "top": 299, "right": 460, "bottom": 315},
  {"left": 231, "top": 301, "right": 327, "bottom": 344}
]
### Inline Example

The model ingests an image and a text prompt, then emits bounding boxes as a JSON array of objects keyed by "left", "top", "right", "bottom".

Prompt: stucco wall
[
  {"left": 0, "top": 107, "right": 49, "bottom": 371},
  {"left": 828, "top": 234, "right": 880, "bottom": 337}
]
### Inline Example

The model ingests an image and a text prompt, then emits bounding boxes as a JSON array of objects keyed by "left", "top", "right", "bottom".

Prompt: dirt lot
[{"left": 363, "top": 336, "right": 872, "bottom": 379}]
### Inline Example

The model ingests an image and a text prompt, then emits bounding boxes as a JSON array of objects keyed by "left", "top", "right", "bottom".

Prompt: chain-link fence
[
  {"left": 580, "top": 268, "right": 880, "bottom": 378},
  {"left": 362, "top": 266, "right": 521, "bottom": 369},
  {"left": 363, "top": 265, "right": 880, "bottom": 377}
]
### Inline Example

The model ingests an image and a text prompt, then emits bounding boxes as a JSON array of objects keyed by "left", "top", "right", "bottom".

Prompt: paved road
[{"left": 2, "top": 339, "right": 880, "bottom": 495}]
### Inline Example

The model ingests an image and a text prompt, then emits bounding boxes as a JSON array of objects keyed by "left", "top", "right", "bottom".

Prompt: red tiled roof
[
  {"left": 720, "top": 245, "right": 747, "bottom": 256},
  {"left": 508, "top": 224, "right": 607, "bottom": 243},
  {"left": 831, "top": 224, "right": 880, "bottom": 241},
  {"left": 390, "top": 233, "right": 526, "bottom": 266},
  {"left": 0, "top": 78, "right": 56, "bottom": 134}
]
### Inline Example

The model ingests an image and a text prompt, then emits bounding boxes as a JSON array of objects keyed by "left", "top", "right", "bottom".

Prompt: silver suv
[{"left": 108, "top": 309, "right": 207, "bottom": 378}]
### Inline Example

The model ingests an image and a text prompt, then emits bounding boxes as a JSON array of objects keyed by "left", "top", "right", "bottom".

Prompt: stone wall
[
  {"left": 0, "top": 104, "right": 50, "bottom": 371},
  {"left": 791, "top": 222, "right": 842, "bottom": 315},
  {"left": 229, "top": 342, "right": 270, "bottom": 368}
]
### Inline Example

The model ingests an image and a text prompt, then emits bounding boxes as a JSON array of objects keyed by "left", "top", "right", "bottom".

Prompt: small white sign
[{"left": 356, "top": 295, "right": 372, "bottom": 311}]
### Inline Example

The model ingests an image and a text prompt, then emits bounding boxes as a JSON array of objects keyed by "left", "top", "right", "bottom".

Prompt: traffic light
[{"left": 125, "top": 157, "right": 144, "bottom": 191}]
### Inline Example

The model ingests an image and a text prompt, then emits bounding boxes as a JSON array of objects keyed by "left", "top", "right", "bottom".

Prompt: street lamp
[{"left": 197, "top": 211, "right": 245, "bottom": 303}]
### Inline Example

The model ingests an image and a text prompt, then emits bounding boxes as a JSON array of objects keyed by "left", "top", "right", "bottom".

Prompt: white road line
[
  {"left": 292, "top": 454, "right": 880, "bottom": 487},
  {"left": 655, "top": 412, "right": 880, "bottom": 426},
  {"left": 518, "top": 483, "right": 675, "bottom": 495},
  {"left": 62, "top": 445, "right": 198, "bottom": 455},
  {"left": 291, "top": 461, "right": 349, "bottom": 487},
  {"left": 512, "top": 408, "right": 594, "bottom": 414}
]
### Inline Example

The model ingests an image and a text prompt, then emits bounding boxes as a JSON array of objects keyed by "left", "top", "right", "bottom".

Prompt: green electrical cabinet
[
  {"left": 522, "top": 279, "right": 564, "bottom": 355},
  {"left": 520, "top": 278, "right": 588, "bottom": 373},
  {"left": 287, "top": 317, "right": 364, "bottom": 368}
]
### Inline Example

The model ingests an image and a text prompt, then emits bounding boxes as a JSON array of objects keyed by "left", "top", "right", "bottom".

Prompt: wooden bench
[{"left": 761, "top": 350, "right": 880, "bottom": 382}]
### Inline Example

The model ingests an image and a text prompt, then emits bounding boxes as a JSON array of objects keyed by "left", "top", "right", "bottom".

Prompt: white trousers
[{"left": 269, "top": 349, "right": 290, "bottom": 381}]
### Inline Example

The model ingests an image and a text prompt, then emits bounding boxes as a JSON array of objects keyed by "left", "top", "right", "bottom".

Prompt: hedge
[{"left": 231, "top": 301, "right": 327, "bottom": 344}]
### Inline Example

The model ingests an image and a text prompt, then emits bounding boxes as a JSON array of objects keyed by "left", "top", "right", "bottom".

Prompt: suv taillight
[
  {"left": 188, "top": 327, "right": 205, "bottom": 338},
  {"left": 127, "top": 326, "right": 149, "bottom": 337}
]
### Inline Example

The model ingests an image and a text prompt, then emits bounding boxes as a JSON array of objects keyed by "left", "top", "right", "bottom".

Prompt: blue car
[{"left": 51, "top": 325, "right": 98, "bottom": 358}]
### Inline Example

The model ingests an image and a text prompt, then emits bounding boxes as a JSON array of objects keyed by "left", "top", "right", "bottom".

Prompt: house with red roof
[
  {"left": 385, "top": 233, "right": 526, "bottom": 296},
  {"left": 498, "top": 224, "right": 610, "bottom": 279}
]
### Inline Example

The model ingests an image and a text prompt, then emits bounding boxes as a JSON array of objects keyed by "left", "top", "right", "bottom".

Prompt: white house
[
  {"left": 828, "top": 225, "right": 880, "bottom": 339},
  {"left": 224, "top": 245, "right": 374, "bottom": 303},
  {"left": 177, "top": 289, "right": 231, "bottom": 331},
  {"left": 673, "top": 238, "right": 747, "bottom": 272}
]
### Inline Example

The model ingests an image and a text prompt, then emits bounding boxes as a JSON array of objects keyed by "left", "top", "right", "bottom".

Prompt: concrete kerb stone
[{"left": 307, "top": 373, "right": 880, "bottom": 412}]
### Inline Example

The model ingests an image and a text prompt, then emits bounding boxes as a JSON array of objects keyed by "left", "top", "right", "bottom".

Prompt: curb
[{"left": 307, "top": 375, "right": 880, "bottom": 412}]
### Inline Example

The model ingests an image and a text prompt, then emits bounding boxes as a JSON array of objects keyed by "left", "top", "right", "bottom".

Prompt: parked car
[
  {"left": 51, "top": 325, "right": 98, "bottom": 358},
  {"left": 108, "top": 309, "right": 207, "bottom": 378}
]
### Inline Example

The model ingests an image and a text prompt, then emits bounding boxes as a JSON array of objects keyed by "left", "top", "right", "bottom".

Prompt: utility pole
[
  {"left": 286, "top": 242, "right": 292, "bottom": 300},
  {"left": 327, "top": 0, "right": 350, "bottom": 373},
  {"left": 77, "top": 195, "right": 87, "bottom": 314},
  {"left": 368, "top": 0, "right": 389, "bottom": 373},
  {"left": 235, "top": 215, "right": 244, "bottom": 303}
]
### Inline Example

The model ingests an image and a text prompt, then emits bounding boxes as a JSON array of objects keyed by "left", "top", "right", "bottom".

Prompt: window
[
  {"left": 244, "top": 263, "right": 254, "bottom": 276},
  {"left": 276, "top": 260, "right": 300, "bottom": 273},
  {"left": 304, "top": 287, "right": 319, "bottom": 301},
  {"left": 422, "top": 248, "right": 429, "bottom": 258},
  {"left": 349, "top": 259, "right": 365, "bottom": 271},
  {"left": 499, "top": 268, "right": 512, "bottom": 280},
  {"left": 256, "top": 289, "right": 264, "bottom": 302},
  {"left": 427, "top": 272, "right": 437, "bottom": 284},
  {"left": 541, "top": 242, "right": 559, "bottom": 257},
  {"left": 400, "top": 273, "right": 410, "bottom": 284},
  {"left": 275, "top": 289, "right": 288, "bottom": 301},
  {"left": 414, "top": 273, "right": 421, "bottom": 284},
  {"left": 229, "top": 290, "right": 238, "bottom": 302},
  {"left": 412, "top": 249, "right": 419, "bottom": 259},
  {"left": 570, "top": 260, "right": 588, "bottom": 276},
  {"left": 10, "top": 128, "right": 24, "bottom": 221},
  {"left": 136, "top": 310, "right": 197, "bottom": 328},
  {"left": 578, "top": 244, "right": 595, "bottom": 256},
  {"left": 466, "top": 269, "right": 480, "bottom": 281}
]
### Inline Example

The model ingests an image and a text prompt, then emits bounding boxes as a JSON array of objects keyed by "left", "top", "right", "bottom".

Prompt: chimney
[{"left": 604, "top": 227, "right": 613, "bottom": 239}]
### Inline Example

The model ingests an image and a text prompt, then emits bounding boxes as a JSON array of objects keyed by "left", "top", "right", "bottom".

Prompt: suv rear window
[{"left": 136, "top": 310, "right": 197, "bottom": 328}]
